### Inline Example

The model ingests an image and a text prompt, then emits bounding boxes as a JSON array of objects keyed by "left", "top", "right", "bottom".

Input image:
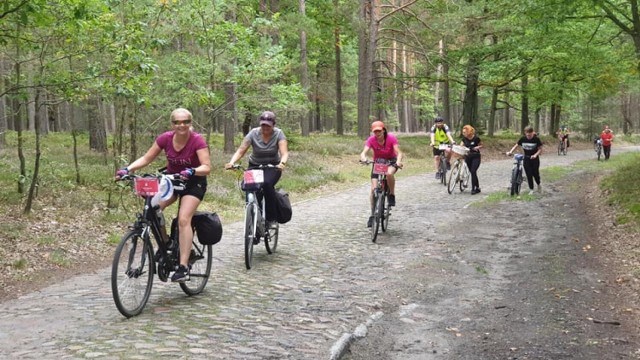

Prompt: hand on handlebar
[
  {"left": 115, "top": 167, "right": 129, "bottom": 180},
  {"left": 506, "top": 151, "right": 512, "bottom": 156},
  {"left": 180, "top": 168, "right": 195, "bottom": 180}
]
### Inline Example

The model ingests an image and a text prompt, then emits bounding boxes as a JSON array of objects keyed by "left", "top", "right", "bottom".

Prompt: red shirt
[{"left": 600, "top": 131, "right": 613, "bottom": 147}]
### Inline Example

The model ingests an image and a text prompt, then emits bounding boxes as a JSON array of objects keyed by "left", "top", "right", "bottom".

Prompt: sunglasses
[{"left": 172, "top": 120, "right": 192, "bottom": 126}]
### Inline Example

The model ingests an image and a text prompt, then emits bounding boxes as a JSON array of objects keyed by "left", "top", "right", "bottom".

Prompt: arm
[
  {"left": 360, "top": 145, "right": 371, "bottom": 162},
  {"left": 193, "top": 148, "right": 211, "bottom": 176},
  {"left": 447, "top": 132, "right": 456, "bottom": 144},
  {"left": 474, "top": 139, "right": 483, "bottom": 152},
  {"left": 429, "top": 132, "right": 435, "bottom": 147},
  {"left": 125, "top": 142, "right": 162, "bottom": 172},
  {"left": 393, "top": 144, "right": 403, "bottom": 168},
  {"left": 276, "top": 139, "right": 289, "bottom": 170},
  {"left": 507, "top": 143, "right": 518, "bottom": 155},
  {"left": 531, "top": 145, "right": 543, "bottom": 159},
  {"left": 225, "top": 139, "right": 251, "bottom": 169}
]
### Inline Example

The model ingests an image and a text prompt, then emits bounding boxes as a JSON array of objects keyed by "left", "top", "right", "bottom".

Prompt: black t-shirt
[
  {"left": 462, "top": 136, "right": 481, "bottom": 158},
  {"left": 517, "top": 135, "right": 543, "bottom": 157}
]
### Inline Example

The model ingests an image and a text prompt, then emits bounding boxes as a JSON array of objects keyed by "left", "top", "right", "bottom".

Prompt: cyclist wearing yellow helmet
[{"left": 360, "top": 120, "right": 403, "bottom": 227}]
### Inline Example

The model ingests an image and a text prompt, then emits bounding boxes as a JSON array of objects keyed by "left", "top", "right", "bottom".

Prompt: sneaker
[
  {"left": 367, "top": 216, "right": 373, "bottom": 228},
  {"left": 528, "top": 190, "right": 535, "bottom": 196},
  {"left": 171, "top": 265, "right": 190, "bottom": 282},
  {"left": 388, "top": 194, "right": 396, "bottom": 207}
]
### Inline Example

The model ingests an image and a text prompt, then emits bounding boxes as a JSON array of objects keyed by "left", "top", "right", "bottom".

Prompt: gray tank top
[{"left": 245, "top": 127, "right": 286, "bottom": 165}]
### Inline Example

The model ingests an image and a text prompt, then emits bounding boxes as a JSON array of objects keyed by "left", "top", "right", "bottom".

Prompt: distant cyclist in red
[
  {"left": 600, "top": 125, "right": 614, "bottom": 160},
  {"left": 360, "top": 121, "right": 404, "bottom": 227}
]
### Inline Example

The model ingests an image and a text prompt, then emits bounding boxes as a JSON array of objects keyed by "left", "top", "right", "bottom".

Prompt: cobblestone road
[{"left": 0, "top": 147, "right": 636, "bottom": 359}]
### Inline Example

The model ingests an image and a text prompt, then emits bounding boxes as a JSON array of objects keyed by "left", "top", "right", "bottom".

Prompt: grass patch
[
  {"left": 12, "top": 258, "right": 27, "bottom": 270},
  {"left": 36, "top": 235, "right": 57, "bottom": 246},
  {"left": 50, "top": 249, "right": 71, "bottom": 267},
  {"left": 599, "top": 152, "right": 640, "bottom": 224},
  {"left": 541, "top": 165, "right": 572, "bottom": 182}
]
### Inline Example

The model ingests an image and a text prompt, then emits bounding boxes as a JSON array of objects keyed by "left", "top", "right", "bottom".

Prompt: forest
[{"left": 2, "top": 0, "right": 640, "bottom": 212}]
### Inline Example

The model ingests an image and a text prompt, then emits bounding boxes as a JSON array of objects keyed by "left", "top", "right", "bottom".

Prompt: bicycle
[
  {"left": 594, "top": 139, "right": 602, "bottom": 161},
  {"left": 506, "top": 153, "right": 525, "bottom": 196},
  {"left": 112, "top": 172, "right": 213, "bottom": 318},
  {"left": 436, "top": 144, "right": 451, "bottom": 186},
  {"left": 557, "top": 137, "right": 567, "bottom": 156},
  {"left": 361, "top": 159, "right": 396, "bottom": 243},
  {"left": 447, "top": 145, "right": 471, "bottom": 194},
  {"left": 229, "top": 164, "right": 279, "bottom": 270}
]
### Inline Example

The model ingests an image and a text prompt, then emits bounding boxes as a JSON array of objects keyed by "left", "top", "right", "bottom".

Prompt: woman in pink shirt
[
  {"left": 359, "top": 121, "right": 404, "bottom": 227},
  {"left": 115, "top": 108, "right": 211, "bottom": 282}
]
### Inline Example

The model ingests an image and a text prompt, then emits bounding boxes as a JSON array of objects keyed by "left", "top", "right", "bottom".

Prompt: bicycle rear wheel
[
  {"left": 111, "top": 229, "right": 154, "bottom": 318},
  {"left": 244, "top": 203, "right": 257, "bottom": 270},
  {"left": 265, "top": 222, "right": 279, "bottom": 254},
  {"left": 371, "top": 191, "right": 382, "bottom": 242},
  {"left": 447, "top": 162, "right": 459, "bottom": 194},
  {"left": 180, "top": 230, "right": 212, "bottom": 295}
]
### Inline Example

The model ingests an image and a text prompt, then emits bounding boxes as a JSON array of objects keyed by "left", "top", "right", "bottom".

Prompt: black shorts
[{"left": 174, "top": 176, "right": 207, "bottom": 201}]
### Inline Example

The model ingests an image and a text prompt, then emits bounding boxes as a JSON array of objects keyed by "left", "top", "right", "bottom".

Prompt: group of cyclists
[
  {"left": 115, "top": 108, "right": 288, "bottom": 282},
  {"left": 115, "top": 108, "right": 618, "bottom": 280}
]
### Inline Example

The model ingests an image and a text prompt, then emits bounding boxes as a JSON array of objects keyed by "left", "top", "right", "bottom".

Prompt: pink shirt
[
  {"left": 156, "top": 131, "right": 208, "bottom": 174},
  {"left": 365, "top": 133, "right": 398, "bottom": 160}
]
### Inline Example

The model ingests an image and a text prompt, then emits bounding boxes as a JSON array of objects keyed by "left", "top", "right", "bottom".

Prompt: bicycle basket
[
  {"left": 134, "top": 177, "right": 159, "bottom": 197},
  {"left": 242, "top": 169, "right": 265, "bottom": 191},
  {"left": 372, "top": 163, "right": 389, "bottom": 175},
  {"left": 451, "top": 145, "right": 469, "bottom": 159}
]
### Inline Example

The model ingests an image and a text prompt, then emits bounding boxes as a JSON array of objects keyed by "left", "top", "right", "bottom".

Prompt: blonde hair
[
  {"left": 462, "top": 124, "right": 475, "bottom": 137},
  {"left": 170, "top": 108, "right": 193, "bottom": 121}
]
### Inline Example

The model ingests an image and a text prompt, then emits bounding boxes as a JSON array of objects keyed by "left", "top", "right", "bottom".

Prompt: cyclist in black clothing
[
  {"left": 460, "top": 124, "right": 483, "bottom": 194},
  {"left": 507, "top": 126, "right": 543, "bottom": 195}
]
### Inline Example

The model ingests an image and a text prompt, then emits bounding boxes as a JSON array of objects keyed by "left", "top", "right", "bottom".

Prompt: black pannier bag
[
  {"left": 172, "top": 211, "right": 223, "bottom": 245},
  {"left": 274, "top": 189, "right": 292, "bottom": 224}
]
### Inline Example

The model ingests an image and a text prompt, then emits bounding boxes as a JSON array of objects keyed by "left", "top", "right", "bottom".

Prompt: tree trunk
[
  {"left": 334, "top": 17, "right": 344, "bottom": 135},
  {"left": 24, "top": 86, "right": 43, "bottom": 214},
  {"left": 299, "top": 0, "right": 311, "bottom": 136},
  {"left": 488, "top": 87, "right": 498, "bottom": 136},
  {"left": 520, "top": 72, "right": 529, "bottom": 133},
  {"left": 357, "top": 0, "right": 378, "bottom": 138},
  {"left": 462, "top": 57, "right": 479, "bottom": 129},
  {"left": 88, "top": 97, "right": 107, "bottom": 153}
]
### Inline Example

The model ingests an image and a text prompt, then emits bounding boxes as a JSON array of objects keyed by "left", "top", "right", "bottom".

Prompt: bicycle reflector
[{"left": 134, "top": 177, "right": 159, "bottom": 197}]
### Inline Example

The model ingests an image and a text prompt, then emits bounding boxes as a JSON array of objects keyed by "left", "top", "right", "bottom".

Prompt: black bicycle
[
  {"left": 436, "top": 144, "right": 450, "bottom": 185},
  {"left": 507, "top": 153, "right": 525, "bottom": 196},
  {"left": 557, "top": 138, "right": 567, "bottom": 156},
  {"left": 594, "top": 138, "right": 602, "bottom": 161},
  {"left": 112, "top": 173, "right": 213, "bottom": 318},
  {"left": 229, "top": 164, "right": 279, "bottom": 270},
  {"left": 361, "top": 159, "right": 396, "bottom": 242}
]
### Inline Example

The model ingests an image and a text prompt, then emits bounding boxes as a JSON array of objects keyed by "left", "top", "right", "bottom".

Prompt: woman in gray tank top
[{"left": 225, "top": 111, "right": 289, "bottom": 222}]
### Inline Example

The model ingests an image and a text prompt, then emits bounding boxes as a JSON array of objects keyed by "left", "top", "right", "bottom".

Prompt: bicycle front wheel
[
  {"left": 440, "top": 158, "right": 447, "bottom": 185},
  {"left": 265, "top": 222, "right": 279, "bottom": 254},
  {"left": 557, "top": 142, "right": 562, "bottom": 155},
  {"left": 180, "top": 230, "right": 212, "bottom": 296},
  {"left": 111, "top": 229, "right": 154, "bottom": 318},
  {"left": 447, "top": 162, "right": 460, "bottom": 194},
  {"left": 380, "top": 193, "right": 391, "bottom": 232},
  {"left": 459, "top": 163, "right": 470, "bottom": 192},
  {"left": 244, "top": 203, "right": 257, "bottom": 270},
  {"left": 371, "top": 191, "right": 382, "bottom": 242}
]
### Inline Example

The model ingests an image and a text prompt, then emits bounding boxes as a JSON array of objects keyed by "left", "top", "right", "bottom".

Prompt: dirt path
[{"left": 342, "top": 147, "right": 640, "bottom": 359}]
